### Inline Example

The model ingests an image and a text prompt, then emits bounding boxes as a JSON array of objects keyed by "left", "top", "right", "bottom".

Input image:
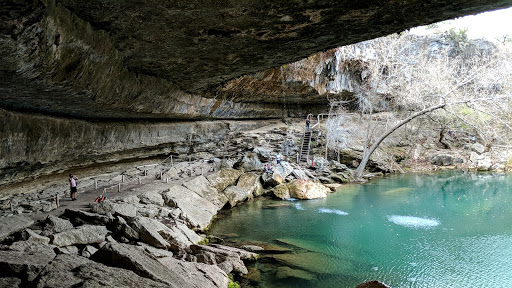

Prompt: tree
[{"left": 325, "top": 32, "right": 512, "bottom": 178}]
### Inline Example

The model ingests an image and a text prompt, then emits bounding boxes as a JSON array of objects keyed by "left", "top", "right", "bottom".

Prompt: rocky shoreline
[{"left": 1, "top": 119, "right": 510, "bottom": 288}]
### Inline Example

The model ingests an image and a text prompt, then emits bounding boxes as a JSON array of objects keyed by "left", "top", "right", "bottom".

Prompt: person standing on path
[
  {"left": 69, "top": 174, "right": 78, "bottom": 201},
  {"left": 306, "top": 118, "right": 310, "bottom": 132}
]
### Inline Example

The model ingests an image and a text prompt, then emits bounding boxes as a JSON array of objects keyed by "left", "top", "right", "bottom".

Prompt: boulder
[
  {"left": 135, "top": 204, "right": 160, "bottom": 218},
  {"left": 91, "top": 242, "right": 189, "bottom": 287},
  {"left": 253, "top": 147, "right": 272, "bottom": 162},
  {"left": 329, "top": 160, "right": 350, "bottom": 172},
  {"left": 130, "top": 217, "right": 201, "bottom": 251},
  {"left": 22, "top": 228, "right": 50, "bottom": 244},
  {"left": 182, "top": 176, "right": 229, "bottom": 209},
  {"left": 138, "top": 191, "right": 165, "bottom": 206},
  {"left": 289, "top": 179, "right": 329, "bottom": 199},
  {"left": 274, "top": 161, "right": 294, "bottom": 178},
  {"left": 43, "top": 215, "right": 73, "bottom": 234},
  {"left": 233, "top": 153, "right": 263, "bottom": 172},
  {"left": 262, "top": 172, "right": 283, "bottom": 188},
  {"left": 113, "top": 216, "right": 140, "bottom": 241},
  {"left": 91, "top": 200, "right": 138, "bottom": 218},
  {"left": 163, "top": 185, "right": 218, "bottom": 230},
  {"left": 9, "top": 240, "right": 56, "bottom": 259},
  {"left": 272, "top": 184, "right": 291, "bottom": 200},
  {"left": 237, "top": 172, "right": 264, "bottom": 198},
  {"left": 35, "top": 254, "right": 165, "bottom": 288},
  {"left": 0, "top": 250, "right": 55, "bottom": 281},
  {"left": 158, "top": 256, "right": 230, "bottom": 288},
  {"left": 477, "top": 158, "right": 492, "bottom": 171},
  {"left": 50, "top": 225, "right": 108, "bottom": 247},
  {"left": 223, "top": 186, "right": 251, "bottom": 207},
  {"left": 430, "top": 154, "right": 454, "bottom": 166},
  {"left": 81, "top": 245, "right": 98, "bottom": 258},
  {"left": 210, "top": 244, "right": 259, "bottom": 260},
  {"left": 63, "top": 209, "right": 113, "bottom": 226},
  {"left": 291, "top": 169, "right": 307, "bottom": 179},
  {"left": 189, "top": 244, "right": 249, "bottom": 274},
  {"left": 312, "top": 156, "right": 330, "bottom": 170},
  {"left": 0, "top": 214, "right": 34, "bottom": 240},
  {"left": 471, "top": 143, "right": 486, "bottom": 154},
  {"left": 206, "top": 168, "right": 243, "bottom": 192}
]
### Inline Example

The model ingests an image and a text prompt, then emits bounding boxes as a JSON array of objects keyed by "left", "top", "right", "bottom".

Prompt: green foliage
[
  {"left": 198, "top": 238, "right": 209, "bottom": 245},
  {"left": 228, "top": 274, "right": 240, "bottom": 288},
  {"left": 448, "top": 27, "right": 468, "bottom": 52}
]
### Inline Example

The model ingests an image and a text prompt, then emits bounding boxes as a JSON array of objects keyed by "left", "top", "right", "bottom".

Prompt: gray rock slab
[
  {"left": 0, "top": 277, "right": 21, "bottom": 288},
  {"left": 44, "top": 215, "right": 73, "bottom": 234},
  {"left": 0, "top": 214, "right": 34, "bottom": 240},
  {"left": 35, "top": 254, "right": 166, "bottom": 288},
  {"left": 223, "top": 186, "right": 251, "bottom": 207},
  {"left": 0, "top": 250, "right": 55, "bottom": 281},
  {"left": 91, "top": 242, "right": 186, "bottom": 287},
  {"left": 63, "top": 209, "right": 113, "bottom": 226},
  {"left": 159, "top": 256, "right": 229, "bottom": 288},
  {"left": 182, "top": 176, "right": 228, "bottom": 209},
  {"left": 163, "top": 185, "right": 218, "bottom": 230},
  {"left": 206, "top": 169, "right": 243, "bottom": 193},
  {"left": 50, "top": 225, "right": 108, "bottom": 247}
]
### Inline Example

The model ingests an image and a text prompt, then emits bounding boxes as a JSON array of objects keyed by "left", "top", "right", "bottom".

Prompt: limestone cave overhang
[{"left": 2, "top": 0, "right": 512, "bottom": 120}]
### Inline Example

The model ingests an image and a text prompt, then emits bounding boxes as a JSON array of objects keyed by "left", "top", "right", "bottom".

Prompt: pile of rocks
[{"left": 0, "top": 167, "right": 265, "bottom": 287}]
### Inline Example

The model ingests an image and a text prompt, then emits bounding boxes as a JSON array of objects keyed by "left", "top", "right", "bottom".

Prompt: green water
[{"left": 210, "top": 172, "right": 512, "bottom": 287}]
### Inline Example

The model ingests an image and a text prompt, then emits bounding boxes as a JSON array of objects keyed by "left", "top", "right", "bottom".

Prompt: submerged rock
[
  {"left": 276, "top": 266, "right": 317, "bottom": 281},
  {"left": 356, "top": 280, "right": 391, "bottom": 288}
]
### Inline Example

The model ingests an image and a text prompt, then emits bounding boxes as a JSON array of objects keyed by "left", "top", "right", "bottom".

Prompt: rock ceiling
[{"left": 1, "top": 0, "right": 511, "bottom": 120}]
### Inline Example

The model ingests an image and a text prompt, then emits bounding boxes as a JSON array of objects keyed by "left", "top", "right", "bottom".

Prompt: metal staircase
[{"left": 299, "top": 130, "right": 312, "bottom": 163}]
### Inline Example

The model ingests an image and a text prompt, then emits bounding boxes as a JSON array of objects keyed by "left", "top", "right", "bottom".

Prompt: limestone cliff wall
[{"left": 0, "top": 109, "right": 270, "bottom": 185}]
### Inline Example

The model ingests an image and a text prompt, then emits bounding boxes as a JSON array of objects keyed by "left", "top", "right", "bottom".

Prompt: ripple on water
[
  {"left": 387, "top": 215, "right": 440, "bottom": 229},
  {"left": 318, "top": 208, "right": 349, "bottom": 216}
]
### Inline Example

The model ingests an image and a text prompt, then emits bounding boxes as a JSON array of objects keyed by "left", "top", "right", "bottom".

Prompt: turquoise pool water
[{"left": 210, "top": 172, "right": 512, "bottom": 287}]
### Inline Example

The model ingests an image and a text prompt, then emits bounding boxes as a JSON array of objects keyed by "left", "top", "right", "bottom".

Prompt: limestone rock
[
  {"left": 163, "top": 185, "right": 218, "bottom": 230},
  {"left": 233, "top": 153, "right": 263, "bottom": 172},
  {"left": 207, "top": 168, "right": 243, "bottom": 192},
  {"left": 63, "top": 209, "right": 113, "bottom": 226},
  {"left": 312, "top": 156, "right": 330, "bottom": 170},
  {"left": 138, "top": 191, "right": 165, "bottom": 206},
  {"left": 43, "top": 215, "right": 73, "bottom": 234},
  {"left": 136, "top": 204, "right": 160, "bottom": 218},
  {"left": 0, "top": 277, "right": 21, "bottom": 288},
  {"left": 91, "top": 200, "right": 138, "bottom": 218},
  {"left": 91, "top": 242, "right": 188, "bottom": 287},
  {"left": 0, "top": 250, "right": 55, "bottom": 281},
  {"left": 274, "top": 161, "right": 294, "bottom": 178},
  {"left": 113, "top": 216, "right": 140, "bottom": 241},
  {"left": 471, "top": 143, "right": 486, "bottom": 154},
  {"left": 130, "top": 217, "right": 201, "bottom": 251},
  {"left": 430, "top": 154, "right": 454, "bottom": 166},
  {"left": 189, "top": 244, "right": 249, "bottom": 274},
  {"left": 50, "top": 225, "right": 108, "bottom": 247},
  {"left": 159, "top": 256, "right": 230, "bottom": 288},
  {"left": 240, "top": 245, "right": 265, "bottom": 252},
  {"left": 81, "top": 245, "right": 98, "bottom": 258},
  {"left": 182, "top": 176, "right": 228, "bottom": 209},
  {"left": 136, "top": 242, "right": 174, "bottom": 259},
  {"left": 210, "top": 244, "right": 259, "bottom": 260},
  {"left": 23, "top": 228, "right": 50, "bottom": 244},
  {"left": 272, "top": 184, "right": 291, "bottom": 200},
  {"left": 291, "top": 169, "right": 307, "bottom": 179},
  {"left": 477, "top": 158, "right": 492, "bottom": 171},
  {"left": 262, "top": 172, "right": 283, "bottom": 188},
  {"left": 289, "top": 179, "right": 329, "bottom": 199},
  {"left": 9, "top": 241, "right": 56, "bottom": 259},
  {"left": 237, "top": 172, "right": 264, "bottom": 198},
  {"left": 35, "top": 254, "right": 165, "bottom": 288},
  {"left": 223, "top": 186, "right": 251, "bottom": 207},
  {"left": 253, "top": 147, "right": 272, "bottom": 162},
  {"left": 0, "top": 214, "right": 34, "bottom": 240}
]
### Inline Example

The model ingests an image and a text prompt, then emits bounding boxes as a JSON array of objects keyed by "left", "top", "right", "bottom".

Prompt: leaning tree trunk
[{"left": 354, "top": 103, "right": 447, "bottom": 178}]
